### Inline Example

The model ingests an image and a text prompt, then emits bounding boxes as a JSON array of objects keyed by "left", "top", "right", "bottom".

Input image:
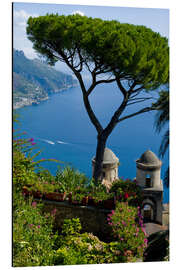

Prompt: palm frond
[
  {"left": 164, "top": 167, "right": 169, "bottom": 188},
  {"left": 159, "top": 129, "right": 169, "bottom": 158},
  {"left": 154, "top": 90, "right": 169, "bottom": 133}
]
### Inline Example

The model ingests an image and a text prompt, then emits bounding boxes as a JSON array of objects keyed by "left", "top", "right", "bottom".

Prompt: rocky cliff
[{"left": 13, "top": 49, "right": 77, "bottom": 109}]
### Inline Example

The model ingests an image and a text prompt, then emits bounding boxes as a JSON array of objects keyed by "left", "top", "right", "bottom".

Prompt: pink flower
[
  {"left": 51, "top": 208, "right": 57, "bottom": 216},
  {"left": 37, "top": 225, "right": 41, "bottom": 229},
  {"left": 122, "top": 221, "right": 127, "bottom": 226},
  {"left": 29, "top": 224, "right": 34, "bottom": 228},
  {"left": 31, "top": 142, "right": 36, "bottom": 146},
  {"left": 32, "top": 201, "right": 37, "bottom": 208},
  {"left": 141, "top": 227, "right": 147, "bottom": 235},
  {"left": 144, "top": 238, "right": 148, "bottom": 244},
  {"left": 29, "top": 138, "right": 34, "bottom": 142}
]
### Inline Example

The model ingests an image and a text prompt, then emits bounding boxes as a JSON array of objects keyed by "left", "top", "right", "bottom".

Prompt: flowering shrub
[
  {"left": 107, "top": 202, "right": 148, "bottom": 261},
  {"left": 13, "top": 126, "right": 60, "bottom": 266},
  {"left": 110, "top": 179, "right": 143, "bottom": 206},
  {"left": 13, "top": 149, "right": 38, "bottom": 190},
  {"left": 53, "top": 218, "right": 134, "bottom": 265},
  {"left": 13, "top": 194, "right": 57, "bottom": 267},
  {"left": 13, "top": 125, "right": 61, "bottom": 190}
]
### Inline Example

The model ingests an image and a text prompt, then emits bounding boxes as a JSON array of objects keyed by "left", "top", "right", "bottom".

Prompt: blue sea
[{"left": 16, "top": 82, "right": 169, "bottom": 203}]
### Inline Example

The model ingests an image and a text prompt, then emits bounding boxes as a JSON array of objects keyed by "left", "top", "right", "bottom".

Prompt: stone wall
[{"left": 41, "top": 199, "right": 113, "bottom": 241}]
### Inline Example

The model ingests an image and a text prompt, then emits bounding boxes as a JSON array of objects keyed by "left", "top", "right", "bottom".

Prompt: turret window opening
[{"left": 146, "top": 174, "right": 152, "bottom": 187}]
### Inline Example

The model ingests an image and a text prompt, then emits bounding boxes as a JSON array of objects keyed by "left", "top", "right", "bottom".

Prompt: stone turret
[
  {"left": 136, "top": 150, "right": 162, "bottom": 188},
  {"left": 136, "top": 150, "right": 163, "bottom": 224},
  {"left": 92, "top": 148, "right": 119, "bottom": 188}
]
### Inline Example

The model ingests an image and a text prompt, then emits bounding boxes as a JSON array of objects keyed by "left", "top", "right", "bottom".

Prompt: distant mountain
[{"left": 13, "top": 49, "right": 77, "bottom": 109}]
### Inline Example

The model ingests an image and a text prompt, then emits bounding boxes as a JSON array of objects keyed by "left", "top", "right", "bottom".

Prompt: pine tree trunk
[{"left": 93, "top": 134, "right": 107, "bottom": 182}]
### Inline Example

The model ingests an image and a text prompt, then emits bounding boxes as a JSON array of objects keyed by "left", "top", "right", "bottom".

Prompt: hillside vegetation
[{"left": 13, "top": 49, "right": 77, "bottom": 108}]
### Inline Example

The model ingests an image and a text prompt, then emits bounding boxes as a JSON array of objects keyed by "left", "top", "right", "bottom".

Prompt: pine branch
[{"left": 118, "top": 106, "right": 157, "bottom": 122}]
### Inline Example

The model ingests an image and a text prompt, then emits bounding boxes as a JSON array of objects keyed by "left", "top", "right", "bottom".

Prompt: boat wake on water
[
  {"left": 39, "top": 138, "right": 93, "bottom": 148},
  {"left": 57, "top": 140, "right": 69, "bottom": 145},
  {"left": 40, "top": 139, "right": 55, "bottom": 145}
]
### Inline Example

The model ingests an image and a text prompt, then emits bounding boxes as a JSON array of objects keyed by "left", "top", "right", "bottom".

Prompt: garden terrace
[{"left": 35, "top": 198, "right": 113, "bottom": 242}]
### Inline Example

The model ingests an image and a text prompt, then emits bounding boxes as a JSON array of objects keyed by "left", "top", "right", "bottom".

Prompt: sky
[{"left": 13, "top": 1, "right": 169, "bottom": 74}]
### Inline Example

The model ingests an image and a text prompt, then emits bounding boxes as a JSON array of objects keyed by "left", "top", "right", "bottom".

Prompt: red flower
[{"left": 124, "top": 192, "right": 129, "bottom": 199}]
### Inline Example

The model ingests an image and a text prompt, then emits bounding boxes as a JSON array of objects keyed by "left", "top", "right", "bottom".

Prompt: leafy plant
[
  {"left": 13, "top": 127, "right": 60, "bottom": 191},
  {"left": 37, "top": 170, "right": 55, "bottom": 184},
  {"left": 110, "top": 179, "right": 143, "bottom": 206},
  {"left": 13, "top": 194, "right": 57, "bottom": 267},
  {"left": 53, "top": 218, "right": 139, "bottom": 265},
  {"left": 61, "top": 218, "right": 82, "bottom": 236},
  {"left": 107, "top": 202, "right": 147, "bottom": 261},
  {"left": 55, "top": 166, "right": 89, "bottom": 193}
]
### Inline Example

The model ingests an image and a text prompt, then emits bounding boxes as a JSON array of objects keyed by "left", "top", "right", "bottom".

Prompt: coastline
[
  {"left": 13, "top": 96, "right": 49, "bottom": 110},
  {"left": 13, "top": 84, "right": 78, "bottom": 110}
]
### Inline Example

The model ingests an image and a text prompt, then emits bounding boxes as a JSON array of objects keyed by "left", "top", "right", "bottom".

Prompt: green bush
[
  {"left": 13, "top": 149, "right": 38, "bottom": 190},
  {"left": 55, "top": 166, "right": 89, "bottom": 193},
  {"left": 53, "top": 218, "right": 129, "bottom": 265},
  {"left": 13, "top": 128, "right": 59, "bottom": 266},
  {"left": 61, "top": 218, "right": 82, "bottom": 235},
  {"left": 110, "top": 179, "right": 143, "bottom": 206},
  {"left": 13, "top": 194, "right": 57, "bottom": 267},
  {"left": 107, "top": 202, "right": 147, "bottom": 261}
]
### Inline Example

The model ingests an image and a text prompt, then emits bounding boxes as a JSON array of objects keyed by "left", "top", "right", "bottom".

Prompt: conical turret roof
[
  {"left": 136, "top": 150, "right": 162, "bottom": 170},
  {"left": 92, "top": 148, "right": 119, "bottom": 164},
  {"left": 103, "top": 148, "right": 119, "bottom": 164}
]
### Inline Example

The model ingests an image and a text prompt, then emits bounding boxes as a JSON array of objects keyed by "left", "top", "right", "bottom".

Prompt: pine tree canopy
[{"left": 27, "top": 14, "right": 169, "bottom": 90}]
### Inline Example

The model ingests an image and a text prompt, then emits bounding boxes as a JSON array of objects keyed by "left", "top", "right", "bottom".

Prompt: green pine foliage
[{"left": 27, "top": 14, "right": 169, "bottom": 90}]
